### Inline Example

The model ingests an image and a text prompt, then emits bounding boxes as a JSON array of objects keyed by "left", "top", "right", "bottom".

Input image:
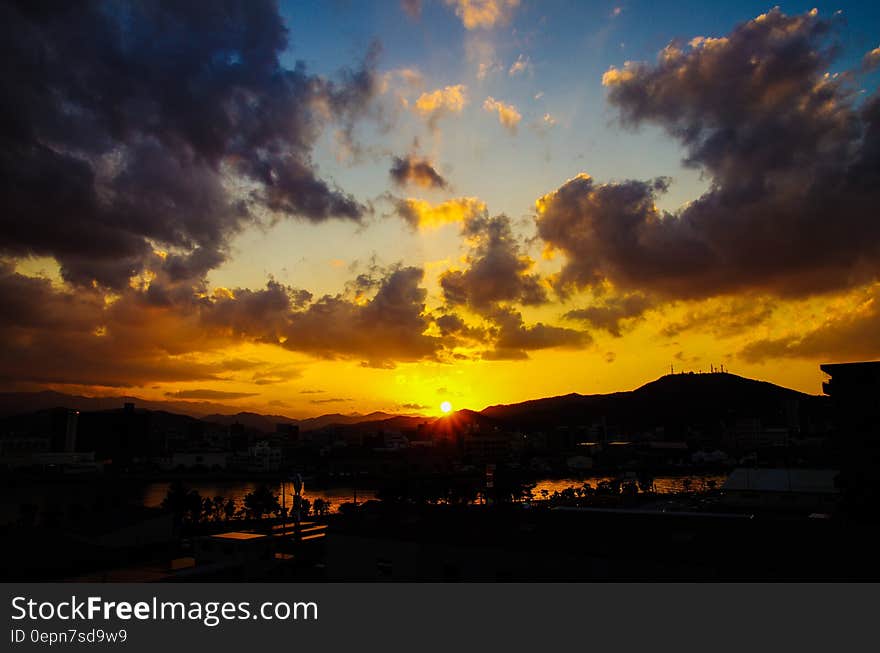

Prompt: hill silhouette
[
  {"left": 480, "top": 372, "right": 817, "bottom": 435},
  {"left": 0, "top": 372, "right": 822, "bottom": 440}
]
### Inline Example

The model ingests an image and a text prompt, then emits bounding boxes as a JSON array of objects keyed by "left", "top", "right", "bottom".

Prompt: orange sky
[{"left": 3, "top": 3, "right": 880, "bottom": 417}]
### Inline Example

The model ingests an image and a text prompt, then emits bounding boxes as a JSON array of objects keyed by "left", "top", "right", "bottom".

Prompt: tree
[
  {"left": 243, "top": 485, "right": 280, "bottom": 520},
  {"left": 185, "top": 489, "right": 204, "bottom": 525},
  {"left": 161, "top": 481, "right": 204, "bottom": 526}
]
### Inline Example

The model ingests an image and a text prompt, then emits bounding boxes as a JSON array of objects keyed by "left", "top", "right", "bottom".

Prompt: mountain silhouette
[
  {"left": 480, "top": 372, "right": 816, "bottom": 435},
  {"left": 0, "top": 372, "right": 821, "bottom": 439}
]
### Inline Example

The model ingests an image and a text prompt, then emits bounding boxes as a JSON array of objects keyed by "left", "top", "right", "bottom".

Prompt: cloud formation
[
  {"left": 203, "top": 266, "right": 442, "bottom": 368},
  {"left": 508, "top": 54, "right": 532, "bottom": 76},
  {"left": 863, "top": 46, "right": 880, "bottom": 71},
  {"left": 539, "top": 9, "right": 880, "bottom": 302},
  {"left": 0, "top": 1, "right": 377, "bottom": 289},
  {"left": 414, "top": 85, "right": 468, "bottom": 126},
  {"left": 393, "top": 197, "right": 487, "bottom": 230},
  {"left": 389, "top": 155, "right": 449, "bottom": 190},
  {"left": 0, "top": 262, "right": 235, "bottom": 387},
  {"left": 661, "top": 297, "right": 775, "bottom": 338},
  {"left": 741, "top": 285, "right": 880, "bottom": 362},
  {"left": 0, "top": 258, "right": 448, "bottom": 387},
  {"left": 444, "top": 0, "right": 520, "bottom": 30},
  {"left": 483, "top": 307, "right": 591, "bottom": 360},
  {"left": 483, "top": 97, "right": 522, "bottom": 133},
  {"left": 165, "top": 389, "right": 259, "bottom": 400},
  {"left": 440, "top": 214, "right": 547, "bottom": 310},
  {"left": 564, "top": 293, "right": 652, "bottom": 337}
]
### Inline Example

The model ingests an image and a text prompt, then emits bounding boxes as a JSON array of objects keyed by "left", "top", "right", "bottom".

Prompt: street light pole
[{"left": 292, "top": 473, "right": 303, "bottom": 543}]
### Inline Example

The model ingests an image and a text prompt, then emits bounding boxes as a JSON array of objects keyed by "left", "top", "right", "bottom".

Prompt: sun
[{"left": 440, "top": 400, "right": 453, "bottom": 414}]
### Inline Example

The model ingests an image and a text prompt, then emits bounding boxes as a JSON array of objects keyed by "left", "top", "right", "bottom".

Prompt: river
[{"left": 0, "top": 471, "right": 729, "bottom": 524}]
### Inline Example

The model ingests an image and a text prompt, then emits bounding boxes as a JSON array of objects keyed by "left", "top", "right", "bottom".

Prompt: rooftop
[
  {"left": 820, "top": 361, "right": 880, "bottom": 375},
  {"left": 722, "top": 468, "right": 838, "bottom": 494},
  {"left": 210, "top": 531, "right": 266, "bottom": 541}
]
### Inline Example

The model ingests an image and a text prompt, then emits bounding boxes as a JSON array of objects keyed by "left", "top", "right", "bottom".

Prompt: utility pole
[{"left": 292, "top": 473, "right": 303, "bottom": 543}]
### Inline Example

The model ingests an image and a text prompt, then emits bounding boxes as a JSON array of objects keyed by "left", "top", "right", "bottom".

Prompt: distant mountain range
[
  {"left": 202, "top": 410, "right": 400, "bottom": 433},
  {"left": 0, "top": 390, "right": 412, "bottom": 433},
  {"left": 0, "top": 372, "right": 824, "bottom": 436},
  {"left": 0, "top": 390, "right": 259, "bottom": 421}
]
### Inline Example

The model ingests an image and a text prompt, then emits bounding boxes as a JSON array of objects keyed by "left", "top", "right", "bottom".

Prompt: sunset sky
[{"left": 2, "top": 0, "right": 880, "bottom": 417}]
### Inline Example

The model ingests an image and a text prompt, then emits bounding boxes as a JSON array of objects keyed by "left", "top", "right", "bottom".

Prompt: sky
[{"left": 2, "top": 0, "right": 880, "bottom": 417}]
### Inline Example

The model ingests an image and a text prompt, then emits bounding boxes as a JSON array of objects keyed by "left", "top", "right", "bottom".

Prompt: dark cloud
[
  {"left": 250, "top": 365, "right": 302, "bottom": 385},
  {"left": 482, "top": 307, "right": 591, "bottom": 360},
  {"left": 434, "top": 306, "right": 591, "bottom": 360},
  {"left": 201, "top": 266, "right": 442, "bottom": 367},
  {"left": 278, "top": 266, "right": 440, "bottom": 367},
  {"left": 0, "top": 260, "right": 443, "bottom": 387},
  {"left": 564, "top": 293, "right": 652, "bottom": 337},
  {"left": 440, "top": 214, "right": 547, "bottom": 311},
  {"left": 0, "top": 262, "right": 233, "bottom": 387},
  {"left": 740, "top": 286, "right": 880, "bottom": 362},
  {"left": 435, "top": 313, "right": 489, "bottom": 340},
  {"left": 165, "top": 389, "right": 259, "bottom": 400},
  {"left": 481, "top": 347, "right": 530, "bottom": 361},
  {"left": 310, "top": 397, "right": 351, "bottom": 404},
  {"left": 539, "top": 9, "right": 880, "bottom": 302},
  {"left": 660, "top": 297, "right": 774, "bottom": 338},
  {"left": 400, "top": 402, "right": 429, "bottom": 410},
  {"left": 0, "top": 1, "right": 377, "bottom": 289},
  {"left": 389, "top": 155, "right": 448, "bottom": 189},
  {"left": 201, "top": 280, "right": 312, "bottom": 343}
]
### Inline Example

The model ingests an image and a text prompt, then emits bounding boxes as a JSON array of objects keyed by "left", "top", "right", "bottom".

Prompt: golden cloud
[
  {"left": 444, "top": 0, "right": 520, "bottom": 30},
  {"left": 414, "top": 84, "right": 468, "bottom": 119},
  {"left": 483, "top": 96, "right": 522, "bottom": 133},
  {"left": 601, "top": 64, "right": 636, "bottom": 86},
  {"left": 394, "top": 197, "right": 488, "bottom": 229}
]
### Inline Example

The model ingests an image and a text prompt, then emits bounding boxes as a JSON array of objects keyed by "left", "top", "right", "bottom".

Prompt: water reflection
[
  {"left": 140, "top": 481, "right": 378, "bottom": 514},
  {"left": 139, "top": 472, "right": 728, "bottom": 513},
  {"left": 0, "top": 472, "right": 730, "bottom": 526},
  {"left": 531, "top": 474, "right": 728, "bottom": 498}
]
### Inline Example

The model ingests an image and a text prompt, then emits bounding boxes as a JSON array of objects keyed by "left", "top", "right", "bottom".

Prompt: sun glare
[{"left": 440, "top": 400, "right": 452, "bottom": 414}]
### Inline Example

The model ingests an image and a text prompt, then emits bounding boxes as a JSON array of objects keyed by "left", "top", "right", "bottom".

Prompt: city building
[
  {"left": 159, "top": 451, "right": 229, "bottom": 471},
  {"left": 821, "top": 361, "right": 880, "bottom": 516},
  {"left": 721, "top": 467, "right": 839, "bottom": 512}
]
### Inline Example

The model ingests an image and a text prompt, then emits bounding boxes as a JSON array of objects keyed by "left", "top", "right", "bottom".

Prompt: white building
[
  {"left": 721, "top": 468, "right": 839, "bottom": 512},
  {"left": 230, "top": 441, "right": 282, "bottom": 472},
  {"left": 160, "top": 451, "right": 228, "bottom": 471}
]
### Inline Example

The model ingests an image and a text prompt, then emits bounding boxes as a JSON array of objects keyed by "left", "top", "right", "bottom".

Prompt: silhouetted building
[
  {"left": 721, "top": 468, "right": 838, "bottom": 513},
  {"left": 463, "top": 433, "right": 511, "bottom": 462},
  {"left": 230, "top": 440, "right": 282, "bottom": 472},
  {"left": 74, "top": 403, "right": 150, "bottom": 464},
  {"left": 229, "top": 422, "right": 249, "bottom": 452},
  {"left": 821, "top": 361, "right": 880, "bottom": 518},
  {"left": 276, "top": 423, "right": 300, "bottom": 442},
  {"left": 160, "top": 451, "right": 229, "bottom": 471},
  {"left": 49, "top": 408, "right": 78, "bottom": 453}
]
